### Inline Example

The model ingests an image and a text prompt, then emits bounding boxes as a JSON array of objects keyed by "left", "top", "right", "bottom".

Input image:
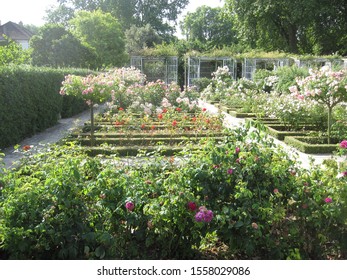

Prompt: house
[{"left": 0, "top": 21, "right": 33, "bottom": 49}]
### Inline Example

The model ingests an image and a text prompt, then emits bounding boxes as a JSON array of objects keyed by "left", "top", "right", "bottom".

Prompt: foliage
[
  {"left": 60, "top": 67, "right": 146, "bottom": 144},
  {"left": 331, "top": 105, "right": 347, "bottom": 140},
  {"left": 60, "top": 67, "right": 145, "bottom": 106},
  {"left": 290, "top": 66, "right": 347, "bottom": 143},
  {"left": 137, "top": 43, "right": 179, "bottom": 57},
  {"left": 200, "top": 66, "right": 238, "bottom": 103},
  {"left": 272, "top": 66, "right": 309, "bottom": 94},
  {"left": 284, "top": 136, "right": 340, "bottom": 154},
  {"left": 124, "top": 81, "right": 200, "bottom": 115},
  {"left": 225, "top": 0, "right": 347, "bottom": 55},
  {"left": 125, "top": 24, "right": 162, "bottom": 55},
  {"left": 30, "top": 24, "right": 96, "bottom": 68},
  {"left": 47, "top": 0, "right": 189, "bottom": 39},
  {"left": 180, "top": 6, "right": 237, "bottom": 48},
  {"left": 69, "top": 10, "right": 127, "bottom": 68},
  {"left": 0, "top": 121, "right": 346, "bottom": 259},
  {"left": 263, "top": 93, "right": 326, "bottom": 130},
  {"left": 0, "top": 66, "right": 94, "bottom": 149},
  {"left": 0, "top": 36, "right": 31, "bottom": 66}
]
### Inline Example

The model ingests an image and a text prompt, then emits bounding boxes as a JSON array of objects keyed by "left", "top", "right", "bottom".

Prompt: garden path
[
  {"left": 1, "top": 104, "right": 106, "bottom": 169},
  {"left": 199, "top": 100, "right": 345, "bottom": 170},
  {"left": 1, "top": 102, "right": 344, "bottom": 170}
]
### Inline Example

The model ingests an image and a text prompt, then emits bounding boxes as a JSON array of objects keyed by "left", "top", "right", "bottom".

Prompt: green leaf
[{"left": 95, "top": 245, "right": 106, "bottom": 259}]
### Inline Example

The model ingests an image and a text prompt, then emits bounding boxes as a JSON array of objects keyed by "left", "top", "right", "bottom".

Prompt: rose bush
[
  {"left": 1, "top": 122, "right": 346, "bottom": 260},
  {"left": 289, "top": 66, "right": 347, "bottom": 143}
]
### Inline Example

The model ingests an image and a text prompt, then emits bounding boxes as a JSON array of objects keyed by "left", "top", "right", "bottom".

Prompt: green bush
[
  {"left": 284, "top": 136, "right": 339, "bottom": 154},
  {"left": 0, "top": 66, "right": 94, "bottom": 148},
  {"left": 0, "top": 122, "right": 346, "bottom": 259}
]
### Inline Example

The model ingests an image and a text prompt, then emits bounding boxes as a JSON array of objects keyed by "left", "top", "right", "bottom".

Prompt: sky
[{"left": 0, "top": 0, "right": 225, "bottom": 27}]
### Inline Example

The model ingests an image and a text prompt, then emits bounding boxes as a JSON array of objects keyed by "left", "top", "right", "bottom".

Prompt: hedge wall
[{"left": 0, "top": 66, "right": 94, "bottom": 149}]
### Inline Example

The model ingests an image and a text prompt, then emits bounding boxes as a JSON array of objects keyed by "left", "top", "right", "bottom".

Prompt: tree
[
  {"left": 290, "top": 67, "right": 347, "bottom": 144},
  {"left": 308, "top": 0, "right": 347, "bottom": 55},
  {"left": 180, "top": 6, "right": 237, "bottom": 48},
  {"left": 46, "top": 0, "right": 189, "bottom": 38},
  {"left": 69, "top": 10, "right": 127, "bottom": 67},
  {"left": 226, "top": 0, "right": 347, "bottom": 55},
  {"left": 45, "top": 4, "right": 76, "bottom": 27},
  {"left": 0, "top": 36, "right": 31, "bottom": 66},
  {"left": 125, "top": 24, "right": 162, "bottom": 55},
  {"left": 30, "top": 24, "right": 96, "bottom": 68},
  {"left": 131, "top": 0, "right": 189, "bottom": 37}
]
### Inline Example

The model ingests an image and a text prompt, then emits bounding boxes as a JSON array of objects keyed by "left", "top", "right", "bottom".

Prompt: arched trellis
[
  {"left": 186, "top": 56, "right": 237, "bottom": 87},
  {"left": 130, "top": 56, "right": 178, "bottom": 84},
  {"left": 242, "top": 58, "right": 291, "bottom": 80},
  {"left": 292, "top": 57, "right": 345, "bottom": 69}
]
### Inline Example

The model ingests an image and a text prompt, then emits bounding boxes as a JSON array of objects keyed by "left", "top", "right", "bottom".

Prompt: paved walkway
[
  {"left": 1, "top": 105, "right": 105, "bottom": 169},
  {"left": 1, "top": 101, "right": 343, "bottom": 170},
  {"left": 199, "top": 100, "right": 344, "bottom": 170}
]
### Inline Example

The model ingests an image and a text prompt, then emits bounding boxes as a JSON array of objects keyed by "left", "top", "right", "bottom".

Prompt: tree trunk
[
  {"left": 287, "top": 25, "right": 299, "bottom": 54},
  {"left": 327, "top": 106, "right": 332, "bottom": 145},
  {"left": 90, "top": 102, "right": 95, "bottom": 147}
]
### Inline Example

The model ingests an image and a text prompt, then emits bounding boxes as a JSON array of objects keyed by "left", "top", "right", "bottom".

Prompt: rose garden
[{"left": 0, "top": 63, "right": 347, "bottom": 260}]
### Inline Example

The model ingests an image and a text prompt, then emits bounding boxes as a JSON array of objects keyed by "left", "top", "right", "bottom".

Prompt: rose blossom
[
  {"left": 251, "top": 222, "right": 258, "bottom": 229},
  {"left": 339, "top": 140, "right": 347, "bottom": 149},
  {"left": 324, "top": 197, "right": 333, "bottom": 203},
  {"left": 187, "top": 201, "right": 197, "bottom": 211},
  {"left": 195, "top": 211, "right": 204, "bottom": 222},
  {"left": 125, "top": 201, "right": 135, "bottom": 212}
]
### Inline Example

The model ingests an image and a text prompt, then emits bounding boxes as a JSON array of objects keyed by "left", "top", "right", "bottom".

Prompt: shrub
[
  {"left": 0, "top": 66, "right": 95, "bottom": 148},
  {"left": 1, "top": 122, "right": 346, "bottom": 259}
]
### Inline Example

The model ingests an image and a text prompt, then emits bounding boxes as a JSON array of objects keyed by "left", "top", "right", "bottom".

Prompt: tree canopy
[
  {"left": 180, "top": 6, "right": 237, "bottom": 49},
  {"left": 46, "top": 0, "right": 189, "bottom": 37},
  {"left": 30, "top": 24, "right": 96, "bottom": 68},
  {"left": 69, "top": 9, "right": 127, "bottom": 67},
  {"left": 0, "top": 37, "right": 31, "bottom": 66},
  {"left": 225, "top": 0, "right": 347, "bottom": 55},
  {"left": 125, "top": 24, "right": 163, "bottom": 55}
]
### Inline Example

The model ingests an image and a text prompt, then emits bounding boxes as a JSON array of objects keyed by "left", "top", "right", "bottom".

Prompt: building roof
[{"left": 0, "top": 21, "right": 33, "bottom": 41}]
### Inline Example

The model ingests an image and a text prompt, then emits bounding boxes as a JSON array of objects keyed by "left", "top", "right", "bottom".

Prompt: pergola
[
  {"left": 130, "top": 56, "right": 178, "bottom": 84},
  {"left": 242, "top": 57, "right": 291, "bottom": 80},
  {"left": 186, "top": 56, "right": 237, "bottom": 86},
  {"left": 292, "top": 57, "right": 345, "bottom": 69}
]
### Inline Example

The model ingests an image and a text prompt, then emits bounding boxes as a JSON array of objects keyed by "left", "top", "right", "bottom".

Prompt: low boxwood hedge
[{"left": 284, "top": 136, "right": 339, "bottom": 154}]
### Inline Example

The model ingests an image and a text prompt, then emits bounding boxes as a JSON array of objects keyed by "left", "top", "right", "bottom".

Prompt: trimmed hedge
[
  {"left": 266, "top": 125, "right": 312, "bottom": 141},
  {"left": 284, "top": 136, "right": 339, "bottom": 154},
  {"left": 0, "top": 65, "right": 94, "bottom": 149}
]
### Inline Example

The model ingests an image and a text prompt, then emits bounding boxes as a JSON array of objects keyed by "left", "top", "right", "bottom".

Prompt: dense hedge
[
  {"left": 0, "top": 66, "right": 93, "bottom": 149},
  {"left": 284, "top": 136, "right": 339, "bottom": 154}
]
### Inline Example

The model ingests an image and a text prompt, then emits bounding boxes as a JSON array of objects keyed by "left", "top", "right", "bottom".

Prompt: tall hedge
[{"left": 0, "top": 66, "right": 94, "bottom": 149}]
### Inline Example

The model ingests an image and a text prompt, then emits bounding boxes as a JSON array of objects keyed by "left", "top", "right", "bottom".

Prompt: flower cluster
[
  {"left": 194, "top": 206, "right": 214, "bottom": 223},
  {"left": 60, "top": 67, "right": 145, "bottom": 106},
  {"left": 212, "top": 66, "right": 232, "bottom": 81},
  {"left": 289, "top": 66, "right": 347, "bottom": 106}
]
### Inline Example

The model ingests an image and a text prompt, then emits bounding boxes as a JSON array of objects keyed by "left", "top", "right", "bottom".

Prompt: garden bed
[
  {"left": 284, "top": 136, "right": 339, "bottom": 154},
  {"left": 228, "top": 110, "right": 257, "bottom": 118},
  {"left": 71, "top": 109, "right": 227, "bottom": 157},
  {"left": 266, "top": 124, "right": 317, "bottom": 140}
]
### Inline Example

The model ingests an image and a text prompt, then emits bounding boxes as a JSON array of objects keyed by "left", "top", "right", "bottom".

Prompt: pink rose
[
  {"left": 125, "top": 201, "right": 135, "bottom": 211},
  {"left": 324, "top": 197, "right": 332, "bottom": 203},
  {"left": 339, "top": 140, "right": 347, "bottom": 149}
]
